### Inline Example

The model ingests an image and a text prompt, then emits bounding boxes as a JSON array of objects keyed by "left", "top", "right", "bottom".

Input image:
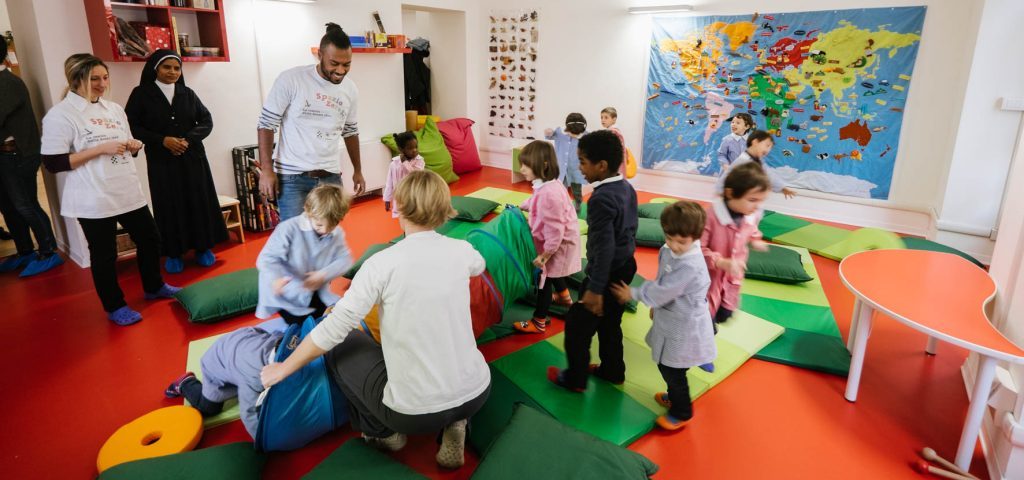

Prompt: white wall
[{"left": 0, "top": 0, "right": 11, "bottom": 34}]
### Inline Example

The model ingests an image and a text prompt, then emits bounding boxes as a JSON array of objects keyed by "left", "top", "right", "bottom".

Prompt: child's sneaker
[
  {"left": 108, "top": 306, "right": 142, "bottom": 326},
  {"left": 699, "top": 362, "right": 715, "bottom": 373},
  {"left": 588, "top": 363, "right": 624, "bottom": 385},
  {"left": 513, "top": 317, "right": 547, "bottom": 334},
  {"left": 547, "top": 366, "right": 585, "bottom": 393},
  {"left": 656, "top": 414, "right": 691, "bottom": 431},
  {"left": 654, "top": 392, "right": 672, "bottom": 408},
  {"left": 362, "top": 432, "right": 407, "bottom": 452},
  {"left": 436, "top": 419, "right": 467, "bottom": 469},
  {"left": 196, "top": 249, "right": 216, "bottom": 267},
  {"left": 165, "top": 372, "right": 197, "bottom": 398},
  {"left": 552, "top": 289, "right": 573, "bottom": 307},
  {"left": 165, "top": 257, "right": 184, "bottom": 274},
  {"left": 145, "top": 283, "right": 182, "bottom": 300}
]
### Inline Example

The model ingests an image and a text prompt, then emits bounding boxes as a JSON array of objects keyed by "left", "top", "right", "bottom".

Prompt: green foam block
[
  {"left": 468, "top": 367, "right": 553, "bottom": 454},
  {"left": 772, "top": 223, "right": 852, "bottom": 254},
  {"left": 186, "top": 334, "right": 241, "bottom": 428},
  {"left": 753, "top": 329, "right": 851, "bottom": 376},
  {"left": 902, "top": 236, "right": 984, "bottom": 267},
  {"left": 758, "top": 211, "right": 813, "bottom": 240},
  {"left": 740, "top": 294, "right": 841, "bottom": 338}
]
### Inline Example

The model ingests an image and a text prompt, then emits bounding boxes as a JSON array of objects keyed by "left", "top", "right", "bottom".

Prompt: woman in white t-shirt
[{"left": 40, "top": 54, "right": 180, "bottom": 326}]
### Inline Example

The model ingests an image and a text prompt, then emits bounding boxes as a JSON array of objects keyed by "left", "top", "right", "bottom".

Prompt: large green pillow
[
  {"left": 302, "top": 439, "right": 426, "bottom": 479},
  {"left": 471, "top": 404, "right": 658, "bottom": 479},
  {"left": 745, "top": 244, "right": 814, "bottom": 284},
  {"left": 99, "top": 442, "right": 264, "bottom": 479},
  {"left": 381, "top": 117, "right": 458, "bottom": 183},
  {"left": 635, "top": 217, "right": 665, "bottom": 247},
  {"left": 451, "top": 196, "right": 499, "bottom": 221},
  {"left": 173, "top": 268, "right": 259, "bottom": 323},
  {"left": 637, "top": 202, "right": 667, "bottom": 219},
  {"left": 343, "top": 243, "right": 391, "bottom": 280}
]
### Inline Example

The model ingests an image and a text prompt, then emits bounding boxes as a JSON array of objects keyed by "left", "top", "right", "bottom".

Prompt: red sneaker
[{"left": 547, "top": 366, "right": 585, "bottom": 393}]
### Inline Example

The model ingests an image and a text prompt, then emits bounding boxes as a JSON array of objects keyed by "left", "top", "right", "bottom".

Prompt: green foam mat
[
  {"left": 758, "top": 211, "right": 813, "bottom": 240},
  {"left": 467, "top": 187, "right": 531, "bottom": 214},
  {"left": 302, "top": 439, "right": 427, "bottom": 479},
  {"left": 186, "top": 334, "right": 241, "bottom": 428},
  {"left": 740, "top": 245, "right": 828, "bottom": 307},
  {"left": 491, "top": 340, "right": 657, "bottom": 446},
  {"left": 901, "top": 236, "right": 984, "bottom": 267},
  {"left": 468, "top": 367, "right": 553, "bottom": 454},
  {"left": 772, "top": 223, "right": 852, "bottom": 253},
  {"left": 740, "top": 295, "right": 841, "bottom": 338},
  {"left": 753, "top": 329, "right": 851, "bottom": 376}
]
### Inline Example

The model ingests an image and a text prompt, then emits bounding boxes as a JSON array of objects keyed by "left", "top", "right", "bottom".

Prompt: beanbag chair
[
  {"left": 437, "top": 118, "right": 483, "bottom": 174},
  {"left": 637, "top": 202, "right": 667, "bottom": 219},
  {"left": 98, "top": 442, "right": 264, "bottom": 480},
  {"left": 343, "top": 243, "right": 391, "bottom": 280},
  {"left": 745, "top": 245, "right": 814, "bottom": 284},
  {"left": 173, "top": 268, "right": 259, "bottom": 323},
  {"left": 451, "top": 196, "right": 499, "bottom": 221},
  {"left": 635, "top": 217, "right": 665, "bottom": 247},
  {"left": 382, "top": 117, "right": 458, "bottom": 183},
  {"left": 471, "top": 404, "right": 658, "bottom": 479},
  {"left": 302, "top": 439, "right": 426, "bottom": 479}
]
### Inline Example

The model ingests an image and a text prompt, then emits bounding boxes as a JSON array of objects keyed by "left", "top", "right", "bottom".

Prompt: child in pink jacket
[
  {"left": 702, "top": 162, "right": 771, "bottom": 328},
  {"left": 383, "top": 131, "right": 425, "bottom": 218},
  {"left": 514, "top": 140, "right": 582, "bottom": 334}
]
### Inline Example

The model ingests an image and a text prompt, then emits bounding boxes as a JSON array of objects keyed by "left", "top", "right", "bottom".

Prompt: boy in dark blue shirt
[{"left": 548, "top": 130, "right": 638, "bottom": 391}]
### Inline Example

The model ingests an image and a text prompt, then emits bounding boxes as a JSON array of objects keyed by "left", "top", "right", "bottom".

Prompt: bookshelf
[
  {"left": 232, "top": 145, "right": 279, "bottom": 232},
  {"left": 83, "top": 0, "right": 230, "bottom": 63}
]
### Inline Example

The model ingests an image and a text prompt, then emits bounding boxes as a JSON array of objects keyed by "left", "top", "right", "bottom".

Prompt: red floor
[{"left": 0, "top": 167, "right": 989, "bottom": 479}]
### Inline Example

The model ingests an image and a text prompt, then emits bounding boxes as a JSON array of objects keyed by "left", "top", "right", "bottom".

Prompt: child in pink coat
[
  {"left": 383, "top": 131, "right": 425, "bottom": 218},
  {"left": 701, "top": 162, "right": 771, "bottom": 328},
  {"left": 514, "top": 140, "right": 582, "bottom": 334}
]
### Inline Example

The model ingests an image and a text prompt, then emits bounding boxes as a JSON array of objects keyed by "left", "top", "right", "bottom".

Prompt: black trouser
[
  {"left": 658, "top": 363, "right": 693, "bottom": 421},
  {"left": 78, "top": 206, "right": 164, "bottom": 312},
  {"left": 533, "top": 276, "right": 568, "bottom": 319},
  {"left": 180, "top": 377, "right": 224, "bottom": 417},
  {"left": 563, "top": 257, "right": 637, "bottom": 389},
  {"left": 278, "top": 293, "right": 327, "bottom": 324},
  {"left": 0, "top": 152, "right": 57, "bottom": 256},
  {"left": 326, "top": 330, "right": 491, "bottom": 438}
]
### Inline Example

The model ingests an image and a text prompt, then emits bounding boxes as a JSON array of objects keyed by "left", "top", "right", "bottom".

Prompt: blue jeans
[
  {"left": 277, "top": 173, "right": 342, "bottom": 222},
  {"left": 0, "top": 152, "right": 57, "bottom": 256}
]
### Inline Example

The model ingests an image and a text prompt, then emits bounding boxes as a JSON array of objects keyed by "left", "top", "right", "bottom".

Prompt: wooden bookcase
[
  {"left": 83, "top": 0, "right": 230, "bottom": 62},
  {"left": 232, "top": 145, "right": 279, "bottom": 232}
]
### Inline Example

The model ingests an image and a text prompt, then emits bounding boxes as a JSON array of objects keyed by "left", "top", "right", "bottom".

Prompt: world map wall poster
[{"left": 642, "top": 7, "right": 926, "bottom": 199}]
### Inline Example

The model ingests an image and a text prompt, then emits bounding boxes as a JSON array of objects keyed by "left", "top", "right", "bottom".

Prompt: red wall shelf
[
  {"left": 351, "top": 47, "right": 412, "bottom": 54},
  {"left": 84, "top": 0, "right": 230, "bottom": 63}
]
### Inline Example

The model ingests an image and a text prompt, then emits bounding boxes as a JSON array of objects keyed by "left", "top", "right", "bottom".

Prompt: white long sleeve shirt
[{"left": 309, "top": 230, "right": 490, "bottom": 415}]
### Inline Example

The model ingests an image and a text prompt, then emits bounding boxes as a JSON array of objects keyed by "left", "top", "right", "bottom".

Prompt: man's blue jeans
[{"left": 277, "top": 173, "right": 342, "bottom": 222}]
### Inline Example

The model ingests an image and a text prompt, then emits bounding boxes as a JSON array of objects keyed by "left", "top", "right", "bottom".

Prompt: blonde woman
[
  {"left": 40, "top": 54, "right": 178, "bottom": 326},
  {"left": 261, "top": 170, "right": 491, "bottom": 469}
]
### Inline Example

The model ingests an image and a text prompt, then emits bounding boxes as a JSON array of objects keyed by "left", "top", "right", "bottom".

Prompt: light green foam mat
[
  {"left": 772, "top": 223, "right": 853, "bottom": 254},
  {"left": 739, "top": 295, "right": 841, "bottom": 338},
  {"left": 758, "top": 210, "right": 814, "bottom": 240},
  {"left": 185, "top": 334, "right": 241, "bottom": 428},
  {"left": 466, "top": 187, "right": 531, "bottom": 214}
]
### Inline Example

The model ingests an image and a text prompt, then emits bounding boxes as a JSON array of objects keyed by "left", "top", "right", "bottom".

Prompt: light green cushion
[
  {"left": 637, "top": 202, "right": 667, "bottom": 219},
  {"left": 302, "top": 439, "right": 426, "bottom": 479},
  {"left": 343, "top": 243, "right": 391, "bottom": 280},
  {"left": 470, "top": 404, "right": 659, "bottom": 480},
  {"left": 635, "top": 217, "right": 665, "bottom": 247},
  {"left": 451, "top": 196, "right": 499, "bottom": 222},
  {"left": 381, "top": 117, "right": 458, "bottom": 183},
  {"left": 817, "top": 227, "right": 905, "bottom": 261},
  {"left": 173, "top": 268, "right": 259, "bottom": 323},
  {"left": 98, "top": 442, "right": 264, "bottom": 480},
  {"left": 745, "top": 244, "right": 814, "bottom": 284},
  {"left": 648, "top": 197, "right": 678, "bottom": 204}
]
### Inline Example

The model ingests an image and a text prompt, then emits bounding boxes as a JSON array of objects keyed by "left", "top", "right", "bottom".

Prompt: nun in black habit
[{"left": 125, "top": 49, "right": 227, "bottom": 273}]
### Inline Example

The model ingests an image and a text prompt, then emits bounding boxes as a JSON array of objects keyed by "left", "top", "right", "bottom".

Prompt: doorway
[{"left": 400, "top": 5, "right": 468, "bottom": 120}]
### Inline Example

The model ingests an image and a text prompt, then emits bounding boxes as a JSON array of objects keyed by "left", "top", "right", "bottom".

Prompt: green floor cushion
[
  {"left": 451, "top": 196, "right": 499, "bottom": 221},
  {"left": 757, "top": 211, "right": 813, "bottom": 240},
  {"left": 635, "top": 217, "right": 665, "bottom": 247},
  {"left": 468, "top": 367, "right": 554, "bottom": 453},
  {"left": 301, "top": 439, "right": 426, "bottom": 479},
  {"left": 381, "top": 117, "right": 458, "bottom": 183},
  {"left": 901, "top": 236, "right": 984, "bottom": 267},
  {"left": 817, "top": 227, "right": 905, "bottom": 261},
  {"left": 753, "top": 329, "right": 851, "bottom": 376},
  {"left": 471, "top": 404, "right": 658, "bottom": 480},
  {"left": 343, "top": 243, "right": 391, "bottom": 280},
  {"left": 637, "top": 202, "right": 667, "bottom": 219},
  {"left": 98, "top": 442, "right": 264, "bottom": 480},
  {"left": 173, "top": 268, "right": 259, "bottom": 323},
  {"left": 740, "top": 246, "right": 830, "bottom": 307},
  {"left": 466, "top": 187, "right": 532, "bottom": 214},
  {"left": 745, "top": 244, "right": 814, "bottom": 284}
]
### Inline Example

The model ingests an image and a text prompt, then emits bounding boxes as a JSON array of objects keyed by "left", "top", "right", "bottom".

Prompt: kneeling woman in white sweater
[{"left": 260, "top": 170, "right": 490, "bottom": 469}]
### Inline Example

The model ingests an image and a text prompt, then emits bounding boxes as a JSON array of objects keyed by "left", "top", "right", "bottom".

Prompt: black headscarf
[{"left": 140, "top": 49, "right": 185, "bottom": 86}]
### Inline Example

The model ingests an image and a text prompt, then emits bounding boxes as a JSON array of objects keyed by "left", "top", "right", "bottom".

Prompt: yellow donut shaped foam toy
[{"left": 96, "top": 405, "right": 203, "bottom": 473}]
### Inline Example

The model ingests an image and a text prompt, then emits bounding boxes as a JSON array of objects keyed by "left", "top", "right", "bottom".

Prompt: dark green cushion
[
  {"left": 637, "top": 202, "right": 667, "bottom": 219},
  {"left": 470, "top": 404, "right": 658, "bottom": 479},
  {"left": 745, "top": 245, "right": 814, "bottom": 284},
  {"left": 99, "top": 442, "right": 264, "bottom": 479},
  {"left": 381, "top": 117, "right": 458, "bottom": 183},
  {"left": 451, "top": 196, "right": 499, "bottom": 222},
  {"left": 301, "top": 439, "right": 426, "bottom": 479},
  {"left": 343, "top": 243, "right": 391, "bottom": 280},
  {"left": 635, "top": 217, "right": 665, "bottom": 247},
  {"left": 173, "top": 268, "right": 259, "bottom": 323}
]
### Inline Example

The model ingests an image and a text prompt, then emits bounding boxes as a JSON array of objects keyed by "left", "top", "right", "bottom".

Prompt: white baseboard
[{"left": 58, "top": 239, "right": 89, "bottom": 268}]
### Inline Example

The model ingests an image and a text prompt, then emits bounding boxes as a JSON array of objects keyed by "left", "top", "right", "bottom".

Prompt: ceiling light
[{"left": 628, "top": 5, "right": 694, "bottom": 14}]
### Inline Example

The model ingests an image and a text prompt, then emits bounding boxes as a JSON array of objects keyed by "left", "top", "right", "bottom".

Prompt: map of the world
[{"left": 642, "top": 7, "right": 926, "bottom": 199}]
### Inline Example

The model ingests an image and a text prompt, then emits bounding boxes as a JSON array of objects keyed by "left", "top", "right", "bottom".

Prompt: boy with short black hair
[{"left": 548, "top": 129, "right": 637, "bottom": 392}]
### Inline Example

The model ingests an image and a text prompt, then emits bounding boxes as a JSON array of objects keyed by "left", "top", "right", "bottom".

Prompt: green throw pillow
[
  {"left": 302, "top": 439, "right": 426, "bottom": 479},
  {"left": 471, "top": 404, "right": 658, "bottom": 479},
  {"left": 635, "top": 217, "right": 665, "bottom": 247},
  {"left": 99, "top": 442, "right": 264, "bottom": 480},
  {"left": 745, "top": 245, "right": 814, "bottom": 284},
  {"left": 451, "top": 196, "right": 499, "bottom": 221},
  {"left": 344, "top": 243, "right": 391, "bottom": 280},
  {"left": 381, "top": 117, "right": 458, "bottom": 183},
  {"left": 637, "top": 202, "right": 667, "bottom": 219},
  {"left": 174, "top": 268, "right": 259, "bottom": 323}
]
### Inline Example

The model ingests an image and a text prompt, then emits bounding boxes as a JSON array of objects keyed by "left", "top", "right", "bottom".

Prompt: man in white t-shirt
[{"left": 257, "top": 23, "right": 365, "bottom": 221}]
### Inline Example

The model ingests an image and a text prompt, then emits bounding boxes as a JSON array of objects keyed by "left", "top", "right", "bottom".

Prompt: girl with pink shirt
[
  {"left": 383, "top": 131, "right": 425, "bottom": 217},
  {"left": 514, "top": 140, "right": 582, "bottom": 334},
  {"left": 701, "top": 162, "right": 771, "bottom": 329}
]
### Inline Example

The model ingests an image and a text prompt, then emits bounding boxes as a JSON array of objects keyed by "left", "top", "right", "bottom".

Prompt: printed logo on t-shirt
[
  {"left": 85, "top": 117, "right": 130, "bottom": 165},
  {"left": 298, "top": 92, "right": 348, "bottom": 124}
]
